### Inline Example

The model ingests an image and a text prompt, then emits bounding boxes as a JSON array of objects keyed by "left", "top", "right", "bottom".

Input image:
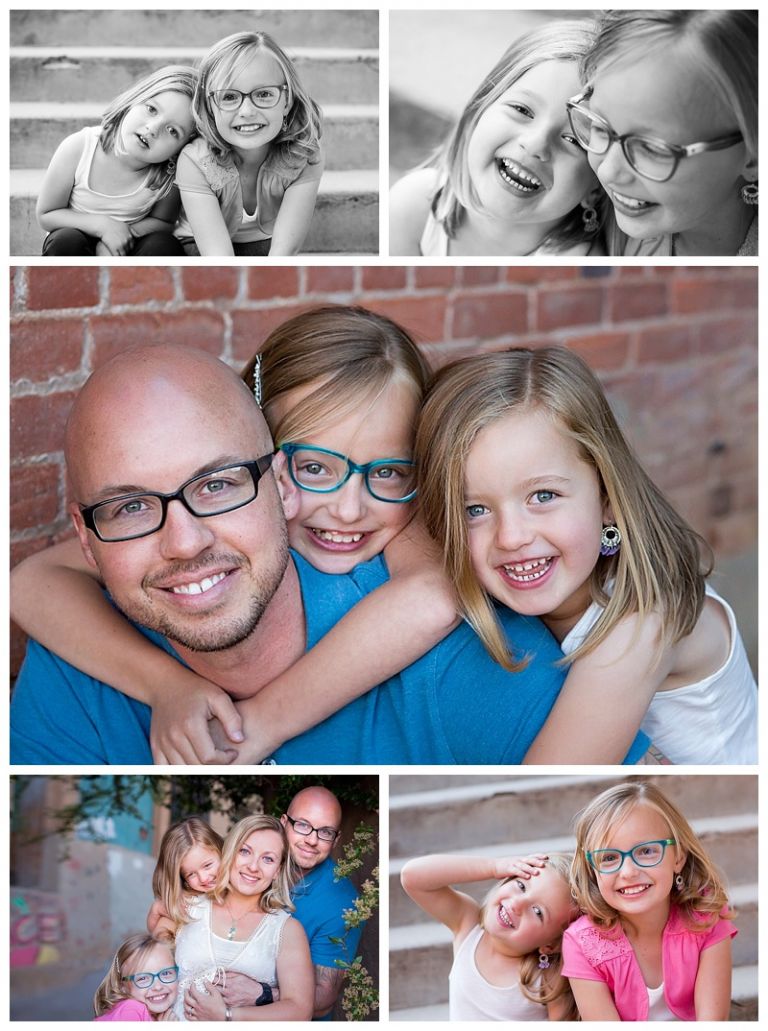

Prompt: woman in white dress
[{"left": 173, "top": 814, "right": 314, "bottom": 1021}]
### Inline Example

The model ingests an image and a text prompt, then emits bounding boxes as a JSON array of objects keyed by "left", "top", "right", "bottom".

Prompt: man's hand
[
  {"left": 219, "top": 971, "right": 271, "bottom": 1008},
  {"left": 150, "top": 674, "right": 245, "bottom": 765}
]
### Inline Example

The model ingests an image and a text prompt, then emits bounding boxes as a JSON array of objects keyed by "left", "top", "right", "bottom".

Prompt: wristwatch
[
  {"left": 224, "top": 1005, "right": 233, "bottom": 1021},
  {"left": 255, "top": 982, "right": 274, "bottom": 1006}
]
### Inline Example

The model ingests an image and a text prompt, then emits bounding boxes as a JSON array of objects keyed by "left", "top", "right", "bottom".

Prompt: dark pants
[
  {"left": 180, "top": 237, "right": 272, "bottom": 257},
  {"left": 42, "top": 228, "right": 186, "bottom": 257}
]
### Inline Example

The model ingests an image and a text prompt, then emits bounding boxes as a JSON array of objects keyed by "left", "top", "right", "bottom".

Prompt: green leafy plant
[{"left": 332, "top": 822, "right": 379, "bottom": 1020}]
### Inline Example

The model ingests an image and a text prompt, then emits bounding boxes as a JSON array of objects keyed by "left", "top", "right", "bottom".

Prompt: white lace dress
[{"left": 172, "top": 897, "right": 289, "bottom": 1021}]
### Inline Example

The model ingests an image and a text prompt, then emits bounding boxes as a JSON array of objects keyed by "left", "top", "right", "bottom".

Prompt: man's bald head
[
  {"left": 66, "top": 344, "right": 271, "bottom": 499},
  {"left": 282, "top": 786, "right": 343, "bottom": 872}
]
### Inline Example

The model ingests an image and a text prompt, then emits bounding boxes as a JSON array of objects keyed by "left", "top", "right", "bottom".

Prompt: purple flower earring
[
  {"left": 538, "top": 951, "right": 551, "bottom": 970},
  {"left": 600, "top": 525, "right": 622, "bottom": 556}
]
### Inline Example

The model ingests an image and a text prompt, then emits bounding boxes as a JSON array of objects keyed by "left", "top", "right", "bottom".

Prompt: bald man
[
  {"left": 10, "top": 344, "right": 650, "bottom": 765},
  {"left": 220, "top": 786, "right": 365, "bottom": 1020}
]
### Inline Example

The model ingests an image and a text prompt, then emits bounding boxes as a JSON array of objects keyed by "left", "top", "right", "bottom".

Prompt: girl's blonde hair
[
  {"left": 213, "top": 814, "right": 296, "bottom": 913},
  {"left": 241, "top": 305, "right": 431, "bottom": 445},
  {"left": 416, "top": 346, "right": 712, "bottom": 671},
  {"left": 100, "top": 65, "right": 198, "bottom": 189},
  {"left": 151, "top": 816, "right": 224, "bottom": 931},
  {"left": 479, "top": 854, "right": 579, "bottom": 1020},
  {"left": 194, "top": 31, "right": 322, "bottom": 177},
  {"left": 427, "top": 20, "right": 603, "bottom": 251},
  {"left": 571, "top": 782, "right": 732, "bottom": 932},
  {"left": 93, "top": 932, "right": 173, "bottom": 1017},
  {"left": 583, "top": 10, "right": 758, "bottom": 165}
]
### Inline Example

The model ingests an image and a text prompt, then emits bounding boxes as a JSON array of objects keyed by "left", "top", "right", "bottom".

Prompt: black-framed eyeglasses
[
  {"left": 586, "top": 838, "right": 677, "bottom": 874},
  {"left": 566, "top": 88, "right": 743, "bottom": 183},
  {"left": 80, "top": 455, "right": 275, "bottom": 542},
  {"left": 122, "top": 966, "right": 179, "bottom": 990},
  {"left": 284, "top": 815, "right": 338, "bottom": 843},
  {"left": 209, "top": 85, "right": 288, "bottom": 111},
  {"left": 280, "top": 443, "right": 417, "bottom": 503}
]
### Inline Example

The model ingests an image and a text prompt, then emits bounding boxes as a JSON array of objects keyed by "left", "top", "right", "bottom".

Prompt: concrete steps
[
  {"left": 11, "top": 168, "right": 379, "bottom": 256},
  {"left": 389, "top": 775, "right": 758, "bottom": 1020},
  {"left": 10, "top": 9, "right": 379, "bottom": 255}
]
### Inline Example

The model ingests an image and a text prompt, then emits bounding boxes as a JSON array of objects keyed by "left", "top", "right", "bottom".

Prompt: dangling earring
[
  {"left": 538, "top": 951, "right": 551, "bottom": 970},
  {"left": 600, "top": 525, "right": 622, "bottom": 557},
  {"left": 282, "top": 115, "right": 289, "bottom": 132},
  {"left": 252, "top": 353, "right": 263, "bottom": 408},
  {"left": 581, "top": 201, "right": 599, "bottom": 235},
  {"left": 741, "top": 181, "right": 758, "bottom": 205},
  {"left": 674, "top": 873, "right": 685, "bottom": 891}
]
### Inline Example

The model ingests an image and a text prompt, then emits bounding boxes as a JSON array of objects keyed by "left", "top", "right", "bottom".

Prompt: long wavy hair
[
  {"left": 240, "top": 305, "right": 431, "bottom": 446},
  {"left": 100, "top": 64, "right": 198, "bottom": 189},
  {"left": 93, "top": 933, "right": 174, "bottom": 1017},
  {"left": 194, "top": 31, "right": 322, "bottom": 177},
  {"left": 213, "top": 814, "right": 297, "bottom": 914},
  {"left": 426, "top": 20, "right": 604, "bottom": 251},
  {"left": 571, "top": 782, "right": 732, "bottom": 932},
  {"left": 416, "top": 346, "right": 711, "bottom": 671},
  {"left": 151, "top": 817, "right": 223, "bottom": 932}
]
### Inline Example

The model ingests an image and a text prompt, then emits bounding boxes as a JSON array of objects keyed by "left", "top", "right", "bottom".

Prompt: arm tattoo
[{"left": 314, "top": 964, "right": 345, "bottom": 1013}]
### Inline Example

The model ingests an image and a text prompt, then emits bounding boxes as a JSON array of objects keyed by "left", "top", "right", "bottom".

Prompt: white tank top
[
  {"left": 172, "top": 897, "right": 289, "bottom": 1021},
  {"left": 646, "top": 982, "right": 677, "bottom": 1020},
  {"left": 68, "top": 125, "right": 172, "bottom": 222},
  {"left": 560, "top": 584, "right": 757, "bottom": 764},
  {"left": 449, "top": 924, "right": 546, "bottom": 1020}
]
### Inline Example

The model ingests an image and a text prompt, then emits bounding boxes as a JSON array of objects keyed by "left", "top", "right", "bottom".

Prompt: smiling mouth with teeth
[
  {"left": 617, "top": 884, "right": 651, "bottom": 896},
  {"left": 310, "top": 528, "right": 366, "bottom": 545},
  {"left": 610, "top": 189, "right": 654, "bottom": 210},
  {"left": 497, "top": 158, "right": 543, "bottom": 193},
  {"left": 169, "top": 571, "right": 228, "bottom": 596},
  {"left": 497, "top": 903, "right": 517, "bottom": 929},
  {"left": 502, "top": 557, "right": 552, "bottom": 582}
]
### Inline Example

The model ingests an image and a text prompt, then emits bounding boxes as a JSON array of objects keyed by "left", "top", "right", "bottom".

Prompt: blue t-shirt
[{"left": 10, "top": 552, "right": 649, "bottom": 764}]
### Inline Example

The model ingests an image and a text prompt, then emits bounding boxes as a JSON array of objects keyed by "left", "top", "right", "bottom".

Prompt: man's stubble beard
[{"left": 107, "top": 519, "right": 290, "bottom": 653}]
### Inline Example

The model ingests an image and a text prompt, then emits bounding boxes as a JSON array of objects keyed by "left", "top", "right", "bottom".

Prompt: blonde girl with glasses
[
  {"left": 389, "top": 21, "right": 606, "bottom": 257},
  {"left": 173, "top": 31, "right": 323, "bottom": 256},
  {"left": 37, "top": 66, "right": 197, "bottom": 257},
  {"left": 10, "top": 307, "right": 467, "bottom": 764},
  {"left": 146, "top": 818, "right": 224, "bottom": 941},
  {"left": 563, "top": 782, "right": 737, "bottom": 1020},
  {"left": 416, "top": 346, "right": 757, "bottom": 765},
  {"left": 401, "top": 852, "right": 578, "bottom": 1020},
  {"left": 570, "top": 9, "right": 758, "bottom": 256},
  {"left": 94, "top": 933, "right": 178, "bottom": 1021}
]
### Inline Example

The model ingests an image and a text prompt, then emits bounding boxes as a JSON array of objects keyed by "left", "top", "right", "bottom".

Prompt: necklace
[{"left": 223, "top": 897, "right": 257, "bottom": 941}]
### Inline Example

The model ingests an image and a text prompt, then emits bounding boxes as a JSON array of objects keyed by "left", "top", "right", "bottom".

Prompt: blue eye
[
  {"left": 532, "top": 490, "right": 557, "bottom": 504},
  {"left": 466, "top": 503, "right": 488, "bottom": 519}
]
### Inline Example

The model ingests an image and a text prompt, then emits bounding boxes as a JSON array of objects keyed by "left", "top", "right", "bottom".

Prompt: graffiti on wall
[{"left": 10, "top": 892, "right": 66, "bottom": 967}]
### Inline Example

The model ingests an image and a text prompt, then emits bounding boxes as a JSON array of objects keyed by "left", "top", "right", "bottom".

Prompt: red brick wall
[{"left": 10, "top": 264, "right": 757, "bottom": 674}]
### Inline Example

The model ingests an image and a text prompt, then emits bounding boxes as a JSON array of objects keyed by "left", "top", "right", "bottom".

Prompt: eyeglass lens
[
  {"left": 288, "top": 447, "right": 415, "bottom": 501},
  {"left": 593, "top": 841, "right": 667, "bottom": 872},
  {"left": 569, "top": 107, "right": 676, "bottom": 180},
  {"left": 93, "top": 465, "right": 257, "bottom": 540},
  {"left": 290, "top": 817, "right": 336, "bottom": 842},
  {"left": 212, "top": 86, "right": 284, "bottom": 110},
  {"left": 131, "top": 968, "right": 178, "bottom": 989}
]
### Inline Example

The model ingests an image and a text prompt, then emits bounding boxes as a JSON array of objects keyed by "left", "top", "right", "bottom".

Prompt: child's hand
[
  {"left": 492, "top": 854, "right": 550, "bottom": 881},
  {"left": 206, "top": 713, "right": 273, "bottom": 765},
  {"left": 149, "top": 673, "right": 245, "bottom": 765},
  {"left": 97, "top": 217, "right": 134, "bottom": 255}
]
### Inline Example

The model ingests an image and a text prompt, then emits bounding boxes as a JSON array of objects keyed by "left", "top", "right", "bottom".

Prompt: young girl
[
  {"left": 146, "top": 818, "right": 223, "bottom": 941},
  {"left": 401, "top": 852, "right": 578, "bottom": 1020},
  {"left": 563, "top": 782, "right": 737, "bottom": 1020},
  {"left": 568, "top": 9, "right": 758, "bottom": 256},
  {"left": 10, "top": 306, "right": 463, "bottom": 764},
  {"left": 94, "top": 933, "right": 178, "bottom": 1021},
  {"left": 174, "top": 31, "right": 323, "bottom": 256},
  {"left": 416, "top": 346, "right": 758, "bottom": 765},
  {"left": 389, "top": 21, "right": 605, "bottom": 257},
  {"left": 37, "top": 66, "right": 197, "bottom": 257}
]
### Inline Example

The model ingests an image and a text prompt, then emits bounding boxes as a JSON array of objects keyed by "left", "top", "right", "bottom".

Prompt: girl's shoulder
[
  {"left": 390, "top": 167, "right": 439, "bottom": 211},
  {"left": 389, "top": 168, "right": 439, "bottom": 255},
  {"left": 95, "top": 998, "right": 151, "bottom": 1021},
  {"left": 178, "top": 137, "right": 237, "bottom": 188},
  {"left": 564, "top": 914, "right": 631, "bottom": 964}
]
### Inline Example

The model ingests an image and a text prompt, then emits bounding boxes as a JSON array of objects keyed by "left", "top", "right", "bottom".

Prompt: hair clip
[{"left": 253, "top": 353, "right": 263, "bottom": 408}]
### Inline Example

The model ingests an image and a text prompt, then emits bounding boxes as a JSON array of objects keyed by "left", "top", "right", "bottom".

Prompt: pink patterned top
[
  {"left": 561, "top": 906, "right": 737, "bottom": 1020},
  {"left": 95, "top": 998, "right": 152, "bottom": 1021}
]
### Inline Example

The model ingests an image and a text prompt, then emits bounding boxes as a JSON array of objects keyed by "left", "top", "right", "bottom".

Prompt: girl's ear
[
  {"left": 741, "top": 153, "right": 758, "bottom": 183},
  {"left": 272, "top": 450, "right": 300, "bottom": 520},
  {"left": 674, "top": 848, "right": 688, "bottom": 874},
  {"left": 602, "top": 498, "right": 616, "bottom": 525}
]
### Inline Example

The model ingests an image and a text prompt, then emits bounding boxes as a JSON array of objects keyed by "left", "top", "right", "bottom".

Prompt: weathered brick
[
  {"left": 109, "top": 267, "right": 175, "bottom": 306},
  {"left": 413, "top": 267, "right": 456, "bottom": 289},
  {"left": 27, "top": 267, "right": 99, "bottom": 310},
  {"left": 362, "top": 296, "right": 447, "bottom": 343},
  {"left": 609, "top": 282, "right": 669, "bottom": 322},
  {"left": 536, "top": 286, "right": 604, "bottom": 331},
  {"left": 11, "top": 317, "right": 85, "bottom": 382},
  {"left": 563, "top": 333, "right": 631, "bottom": 371},
  {"left": 452, "top": 291, "right": 527, "bottom": 339},
  {"left": 361, "top": 266, "right": 407, "bottom": 290},
  {"left": 90, "top": 311, "right": 226, "bottom": 367},
  {"left": 182, "top": 267, "right": 240, "bottom": 301},
  {"left": 231, "top": 304, "right": 313, "bottom": 362},
  {"left": 10, "top": 392, "right": 77, "bottom": 461},
  {"left": 506, "top": 266, "right": 579, "bottom": 285},
  {"left": 11, "top": 461, "right": 61, "bottom": 530},
  {"left": 305, "top": 267, "right": 356, "bottom": 293},
  {"left": 247, "top": 267, "right": 300, "bottom": 299},
  {"left": 637, "top": 324, "right": 694, "bottom": 364},
  {"left": 460, "top": 267, "right": 501, "bottom": 286}
]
